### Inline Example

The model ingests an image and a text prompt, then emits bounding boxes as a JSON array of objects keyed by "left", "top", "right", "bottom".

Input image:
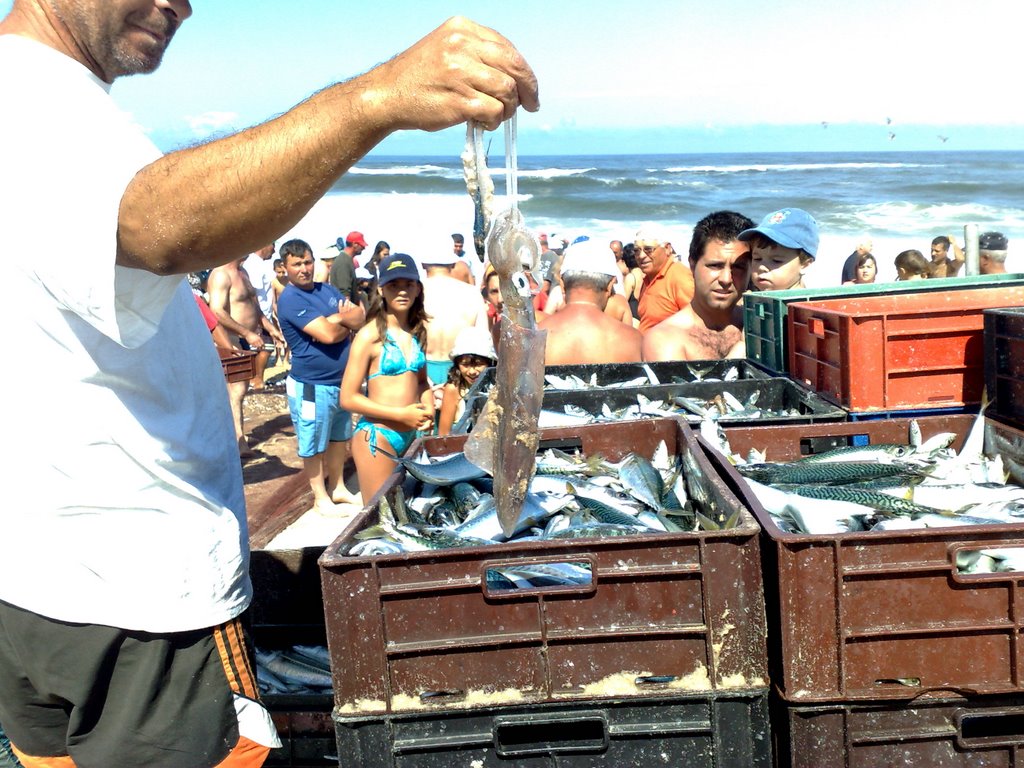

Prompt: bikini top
[{"left": 368, "top": 331, "right": 426, "bottom": 379}]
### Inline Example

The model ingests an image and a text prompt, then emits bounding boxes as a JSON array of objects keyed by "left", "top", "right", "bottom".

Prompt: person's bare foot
[
  {"left": 330, "top": 489, "right": 362, "bottom": 507},
  {"left": 314, "top": 498, "right": 356, "bottom": 518}
]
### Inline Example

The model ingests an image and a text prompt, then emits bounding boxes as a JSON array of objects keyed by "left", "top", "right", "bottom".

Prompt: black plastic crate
[
  {"left": 455, "top": 376, "right": 846, "bottom": 434},
  {"left": 985, "top": 307, "right": 1024, "bottom": 429},
  {"left": 265, "top": 696, "right": 337, "bottom": 768},
  {"left": 454, "top": 360, "right": 772, "bottom": 434},
  {"left": 334, "top": 692, "right": 771, "bottom": 768}
]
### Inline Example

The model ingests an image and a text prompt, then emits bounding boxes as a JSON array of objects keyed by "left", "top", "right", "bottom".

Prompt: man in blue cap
[{"left": 738, "top": 208, "right": 819, "bottom": 291}]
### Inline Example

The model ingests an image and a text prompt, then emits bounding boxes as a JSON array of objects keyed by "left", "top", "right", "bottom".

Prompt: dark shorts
[{"left": 0, "top": 600, "right": 270, "bottom": 768}]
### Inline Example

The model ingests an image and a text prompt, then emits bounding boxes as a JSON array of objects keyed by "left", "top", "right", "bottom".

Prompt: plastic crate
[
  {"left": 318, "top": 418, "right": 768, "bottom": 717},
  {"left": 454, "top": 377, "right": 846, "bottom": 434},
  {"left": 454, "top": 360, "right": 773, "bottom": 434},
  {"left": 985, "top": 307, "right": 1024, "bottom": 429},
  {"left": 788, "top": 285, "right": 1024, "bottom": 413},
  {"left": 743, "top": 273, "right": 1024, "bottom": 375},
  {"left": 334, "top": 691, "right": 771, "bottom": 768},
  {"left": 265, "top": 697, "right": 336, "bottom": 768},
  {"left": 701, "top": 415, "right": 1024, "bottom": 703},
  {"left": 219, "top": 346, "right": 257, "bottom": 383},
  {"left": 846, "top": 405, "right": 977, "bottom": 422},
  {"left": 775, "top": 693, "right": 1024, "bottom": 768}
]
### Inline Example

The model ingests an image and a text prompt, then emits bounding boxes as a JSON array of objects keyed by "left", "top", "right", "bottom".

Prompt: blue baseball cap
[
  {"left": 739, "top": 208, "right": 819, "bottom": 258},
  {"left": 377, "top": 253, "right": 420, "bottom": 286}
]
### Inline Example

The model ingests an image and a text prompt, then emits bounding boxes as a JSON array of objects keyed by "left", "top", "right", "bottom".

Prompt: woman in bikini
[{"left": 341, "top": 253, "right": 434, "bottom": 502}]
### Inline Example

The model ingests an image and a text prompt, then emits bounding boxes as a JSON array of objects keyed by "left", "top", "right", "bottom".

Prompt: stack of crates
[
  {"left": 699, "top": 415, "right": 1024, "bottom": 766},
  {"left": 318, "top": 419, "right": 773, "bottom": 767},
  {"left": 743, "top": 273, "right": 1024, "bottom": 421},
  {"left": 247, "top": 474, "right": 339, "bottom": 767}
]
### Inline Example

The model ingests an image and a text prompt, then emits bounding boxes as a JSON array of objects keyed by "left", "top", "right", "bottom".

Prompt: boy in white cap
[{"left": 538, "top": 239, "right": 642, "bottom": 364}]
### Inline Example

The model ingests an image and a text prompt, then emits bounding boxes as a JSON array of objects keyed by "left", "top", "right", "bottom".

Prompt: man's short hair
[
  {"left": 689, "top": 211, "right": 755, "bottom": 263},
  {"left": 931, "top": 235, "right": 951, "bottom": 249},
  {"left": 280, "top": 238, "right": 312, "bottom": 262},
  {"left": 452, "top": 233, "right": 464, "bottom": 244},
  {"left": 272, "top": 258, "right": 283, "bottom": 268},
  {"left": 562, "top": 271, "right": 615, "bottom": 294}
]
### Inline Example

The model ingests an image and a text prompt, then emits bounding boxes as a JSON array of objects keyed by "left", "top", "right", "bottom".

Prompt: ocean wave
[
  {"left": 349, "top": 164, "right": 450, "bottom": 176},
  {"left": 664, "top": 162, "right": 926, "bottom": 174},
  {"left": 830, "top": 201, "right": 1024, "bottom": 236}
]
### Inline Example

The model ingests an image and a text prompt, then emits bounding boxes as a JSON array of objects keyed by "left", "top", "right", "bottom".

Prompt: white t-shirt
[
  {"left": 0, "top": 35, "right": 251, "bottom": 632},
  {"left": 243, "top": 252, "right": 275, "bottom": 320}
]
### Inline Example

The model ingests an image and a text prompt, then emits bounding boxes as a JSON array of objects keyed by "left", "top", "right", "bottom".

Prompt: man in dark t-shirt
[{"left": 278, "top": 239, "right": 365, "bottom": 513}]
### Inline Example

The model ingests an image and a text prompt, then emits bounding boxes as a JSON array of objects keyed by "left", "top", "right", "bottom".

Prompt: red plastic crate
[
  {"left": 318, "top": 419, "right": 768, "bottom": 717},
  {"left": 788, "top": 286, "right": 1024, "bottom": 413},
  {"left": 702, "top": 415, "right": 1024, "bottom": 703}
]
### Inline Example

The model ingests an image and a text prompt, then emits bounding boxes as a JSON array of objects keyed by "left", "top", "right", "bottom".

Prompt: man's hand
[{"left": 359, "top": 16, "right": 539, "bottom": 134}]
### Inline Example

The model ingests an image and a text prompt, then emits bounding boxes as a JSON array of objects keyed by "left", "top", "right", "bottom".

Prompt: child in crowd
[
  {"left": 738, "top": 208, "right": 819, "bottom": 291},
  {"left": 894, "top": 249, "right": 930, "bottom": 280},
  {"left": 437, "top": 327, "right": 497, "bottom": 436},
  {"left": 341, "top": 254, "right": 434, "bottom": 502},
  {"left": 843, "top": 252, "right": 877, "bottom": 285}
]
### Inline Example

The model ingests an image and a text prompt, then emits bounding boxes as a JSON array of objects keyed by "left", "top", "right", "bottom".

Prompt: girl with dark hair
[
  {"left": 341, "top": 253, "right": 433, "bottom": 500},
  {"left": 843, "top": 252, "right": 877, "bottom": 285}
]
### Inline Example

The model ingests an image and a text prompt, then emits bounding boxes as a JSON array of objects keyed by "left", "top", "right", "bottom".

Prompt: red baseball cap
[{"left": 346, "top": 231, "right": 368, "bottom": 248}]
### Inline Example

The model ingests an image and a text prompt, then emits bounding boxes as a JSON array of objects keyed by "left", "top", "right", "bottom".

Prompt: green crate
[{"left": 743, "top": 272, "right": 1024, "bottom": 375}]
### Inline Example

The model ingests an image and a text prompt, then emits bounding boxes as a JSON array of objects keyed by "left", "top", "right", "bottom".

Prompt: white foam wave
[
  {"left": 665, "top": 162, "right": 926, "bottom": 174},
  {"left": 844, "top": 201, "right": 1024, "bottom": 234},
  {"left": 348, "top": 164, "right": 449, "bottom": 176}
]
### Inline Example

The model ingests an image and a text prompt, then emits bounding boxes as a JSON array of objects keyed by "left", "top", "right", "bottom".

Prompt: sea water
[{"left": 277, "top": 149, "right": 1024, "bottom": 285}]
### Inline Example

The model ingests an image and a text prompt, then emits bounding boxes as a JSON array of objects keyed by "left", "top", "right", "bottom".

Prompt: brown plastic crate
[
  {"left": 776, "top": 693, "right": 1024, "bottom": 768},
  {"left": 788, "top": 286, "right": 1024, "bottom": 413},
  {"left": 219, "top": 346, "right": 257, "bottom": 383},
  {"left": 318, "top": 418, "right": 767, "bottom": 717},
  {"left": 702, "top": 415, "right": 1024, "bottom": 703}
]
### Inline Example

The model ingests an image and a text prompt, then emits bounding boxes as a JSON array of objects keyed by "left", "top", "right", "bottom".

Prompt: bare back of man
[
  {"left": 423, "top": 270, "right": 487, "bottom": 362},
  {"left": 540, "top": 303, "right": 643, "bottom": 365}
]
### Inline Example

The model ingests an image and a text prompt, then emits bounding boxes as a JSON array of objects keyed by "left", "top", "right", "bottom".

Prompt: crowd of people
[{"left": 197, "top": 211, "right": 1012, "bottom": 523}]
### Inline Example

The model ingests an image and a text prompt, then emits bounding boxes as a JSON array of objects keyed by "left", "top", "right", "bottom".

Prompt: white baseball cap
[
  {"left": 559, "top": 238, "right": 620, "bottom": 279},
  {"left": 449, "top": 326, "right": 497, "bottom": 361}
]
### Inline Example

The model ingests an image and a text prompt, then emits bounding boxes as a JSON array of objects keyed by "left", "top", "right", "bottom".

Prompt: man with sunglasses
[{"left": 635, "top": 227, "right": 696, "bottom": 332}]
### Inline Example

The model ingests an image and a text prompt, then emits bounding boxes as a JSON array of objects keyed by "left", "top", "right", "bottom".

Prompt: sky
[{"left": 3, "top": 0, "right": 1023, "bottom": 155}]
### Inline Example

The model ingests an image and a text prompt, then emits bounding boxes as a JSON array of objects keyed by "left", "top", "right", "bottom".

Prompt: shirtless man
[
  {"left": 422, "top": 254, "right": 489, "bottom": 388},
  {"left": 539, "top": 239, "right": 643, "bottom": 365},
  {"left": 207, "top": 257, "right": 285, "bottom": 455},
  {"left": 929, "top": 234, "right": 965, "bottom": 278},
  {"left": 643, "top": 211, "right": 754, "bottom": 361},
  {"left": 241, "top": 243, "right": 280, "bottom": 389}
]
